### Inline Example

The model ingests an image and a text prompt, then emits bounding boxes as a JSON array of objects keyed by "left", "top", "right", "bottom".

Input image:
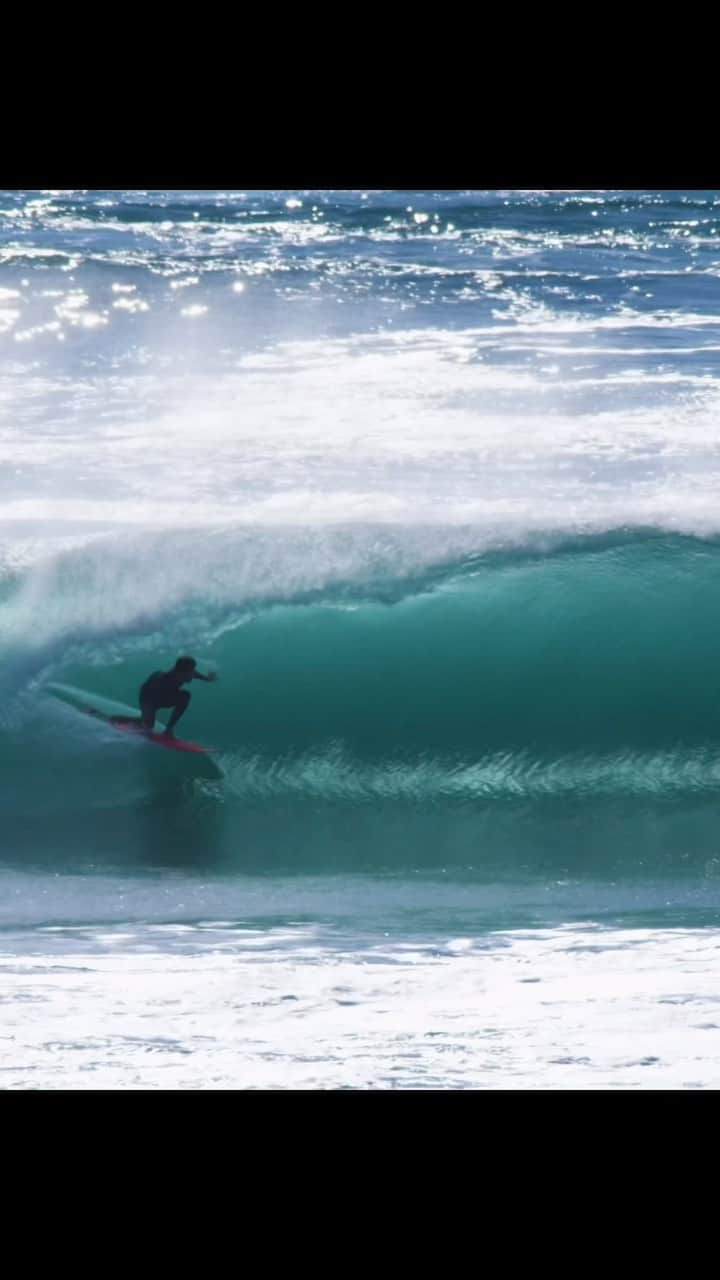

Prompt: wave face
[{"left": 4, "top": 527, "right": 720, "bottom": 878}]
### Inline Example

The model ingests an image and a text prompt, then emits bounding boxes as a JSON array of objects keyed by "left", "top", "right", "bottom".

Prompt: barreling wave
[{"left": 4, "top": 523, "right": 720, "bottom": 795}]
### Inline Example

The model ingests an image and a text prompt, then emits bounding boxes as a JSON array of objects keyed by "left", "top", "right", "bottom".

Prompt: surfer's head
[{"left": 173, "top": 656, "right": 197, "bottom": 681}]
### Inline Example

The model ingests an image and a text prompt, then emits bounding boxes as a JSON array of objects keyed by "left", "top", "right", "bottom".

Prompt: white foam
[
  {"left": 2, "top": 308, "right": 720, "bottom": 651},
  {"left": 3, "top": 314, "right": 720, "bottom": 646},
  {"left": 1, "top": 923, "right": 718, "bottom": 1089}
]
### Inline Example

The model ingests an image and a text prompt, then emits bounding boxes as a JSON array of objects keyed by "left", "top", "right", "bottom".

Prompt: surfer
[{"left": 139, "top": 656, "right": 217, "bottom": 738}]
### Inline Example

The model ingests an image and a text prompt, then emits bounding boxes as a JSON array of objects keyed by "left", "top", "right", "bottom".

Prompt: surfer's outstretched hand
[{"left": 206, "top": 671, "right": 218, "bottom": 682}]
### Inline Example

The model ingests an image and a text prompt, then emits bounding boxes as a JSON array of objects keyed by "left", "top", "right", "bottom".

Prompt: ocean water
[{"left": 2, "top": 189, "right": 720, "bottom": 1089}]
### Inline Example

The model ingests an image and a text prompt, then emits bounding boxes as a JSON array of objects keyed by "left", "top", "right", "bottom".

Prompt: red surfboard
[
  {"left": 89, "top": 710, "right": 217, "bottom": 754},
  {"left": 47, "top": 682, "right": 222, "bottom": 776}
]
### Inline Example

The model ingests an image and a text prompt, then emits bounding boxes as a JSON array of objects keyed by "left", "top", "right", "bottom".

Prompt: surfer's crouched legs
[
  {"left": 139, "top": 690, "right": 190, "bottom": 735},
  {"left": 140, "top": 699, "right": 156, "bottom": 730},
  {"left": 164, "top": 689, "right": 190, "bottom": 736}
]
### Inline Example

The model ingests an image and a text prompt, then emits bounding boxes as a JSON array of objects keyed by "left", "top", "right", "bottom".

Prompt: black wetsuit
[{"left": 139, "top": 670, "right": 191, "bottom": 729}]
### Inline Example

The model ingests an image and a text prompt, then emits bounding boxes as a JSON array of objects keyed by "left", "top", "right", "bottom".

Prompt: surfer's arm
[{"left": 192, "top": 670, "right": 218, "bottom": 682}]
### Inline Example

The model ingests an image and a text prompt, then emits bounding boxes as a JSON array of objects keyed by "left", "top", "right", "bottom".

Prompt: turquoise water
[{"left": 5, "top": 531, "right": 720, "bottom": 890}]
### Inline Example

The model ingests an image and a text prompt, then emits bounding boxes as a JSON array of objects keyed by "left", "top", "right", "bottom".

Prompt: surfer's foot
[{"left": 163, "top": 728, "right": 176, "bottom": 739}]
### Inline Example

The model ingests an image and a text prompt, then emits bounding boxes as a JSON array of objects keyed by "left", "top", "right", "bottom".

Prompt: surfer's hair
[{"left": 174, "top": 656, "right": 197, "bottom": 672}]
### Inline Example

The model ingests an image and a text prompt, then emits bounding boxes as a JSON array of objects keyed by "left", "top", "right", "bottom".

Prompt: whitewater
[{"left": 1, "top": 188, "right": 720, "bottom": 1088}]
